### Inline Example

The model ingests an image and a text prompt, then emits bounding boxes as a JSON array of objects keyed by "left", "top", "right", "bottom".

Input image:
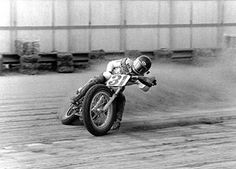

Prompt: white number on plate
[{"left": 107, "top": 75, "right": 130, "bottom": 86}]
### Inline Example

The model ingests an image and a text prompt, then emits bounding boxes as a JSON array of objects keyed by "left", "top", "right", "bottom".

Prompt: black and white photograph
[{"left": 0, "top": 0, "right": 236, "bottom": 168}]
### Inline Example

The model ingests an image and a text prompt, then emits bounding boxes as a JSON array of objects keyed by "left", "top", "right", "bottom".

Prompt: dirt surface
[{"left": 0, "top": 54, "right": 236, "bottom": 168}]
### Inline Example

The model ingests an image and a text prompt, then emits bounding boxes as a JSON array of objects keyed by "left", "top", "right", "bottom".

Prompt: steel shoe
[{"left": 111, "top": 120, "right": 121, "bottom": 131}]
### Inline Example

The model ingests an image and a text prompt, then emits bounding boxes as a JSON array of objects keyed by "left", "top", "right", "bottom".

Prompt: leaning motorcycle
[{"left": 59, "top": 74, "right": 155, "bottom": 136}]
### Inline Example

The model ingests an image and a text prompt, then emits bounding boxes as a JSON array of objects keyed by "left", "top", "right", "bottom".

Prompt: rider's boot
[
  {"left": 71, "top": 87, "right": 82, "bottom": 103},
  {"left": 111, "top": 119, "right": 121, "bottom": 130},
  {"left": 111, "top": 93, "right": 126, "bottom": 131}
]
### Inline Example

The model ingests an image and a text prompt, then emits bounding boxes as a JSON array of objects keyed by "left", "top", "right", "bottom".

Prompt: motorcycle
[{"left": 59, "top": 74, "right": 156, "bottom": 136}]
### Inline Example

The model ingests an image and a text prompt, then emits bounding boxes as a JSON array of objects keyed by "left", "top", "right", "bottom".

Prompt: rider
[{"left": 73, "top": 55, "right": 156, "bottom": 130}]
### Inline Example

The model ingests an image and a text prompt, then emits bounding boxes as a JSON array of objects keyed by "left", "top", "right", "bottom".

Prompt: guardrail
[
  {"left": 171, "top": 49, "right": 194, "bottom": 61},
  {"left": 0, "top": 49, "right": 196, "bottom": 74}
]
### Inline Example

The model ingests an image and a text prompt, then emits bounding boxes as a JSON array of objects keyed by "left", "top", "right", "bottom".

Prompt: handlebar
[{"left": 130, "top": 75, "right": 156, "bottom": 87}]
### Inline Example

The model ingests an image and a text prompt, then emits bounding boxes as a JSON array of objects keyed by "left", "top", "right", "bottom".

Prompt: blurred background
[
  {"left": 0, "top": 0, "right": 236, "bottom": 53},
  {"left": 0, "top": 0, "right": 236, "bottom": 113}
]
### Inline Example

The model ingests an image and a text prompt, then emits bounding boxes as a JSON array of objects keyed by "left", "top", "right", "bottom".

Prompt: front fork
[
  {"left": 92, "top": 87, "right": 123, "bottom": 111},
  {"left": 102, "top": 86, "right": 124, "bottom": 111}
]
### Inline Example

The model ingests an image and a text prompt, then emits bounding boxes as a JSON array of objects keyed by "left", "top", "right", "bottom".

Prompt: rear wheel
[
  {"left": 82, "top": 84, "right": 116, "bottom": 136},
  {"left": 60, "top": 103, "right": 80, "bottom": 125}
]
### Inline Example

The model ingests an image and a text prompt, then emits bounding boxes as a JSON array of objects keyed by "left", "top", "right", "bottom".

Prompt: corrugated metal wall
[{"left": 0, "top": 0, "right": 236, "bottom": 53}]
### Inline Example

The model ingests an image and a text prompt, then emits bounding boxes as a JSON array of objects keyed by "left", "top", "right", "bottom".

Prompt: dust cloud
[
  {"left": 124, "top": 49, "right": 236, "bottom": 113},
  {"left": 61, "top": 49, "right": 236, "bottom": 115}
]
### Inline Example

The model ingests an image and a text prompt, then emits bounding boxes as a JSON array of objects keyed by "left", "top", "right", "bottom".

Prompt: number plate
[{"left": 106, "top": 74, "right": 130, "bottom": 87}]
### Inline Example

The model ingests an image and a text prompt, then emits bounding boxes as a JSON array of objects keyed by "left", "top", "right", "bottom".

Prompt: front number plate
[{"left": 106, "top": 74, "right": 130, "bottom": 87}]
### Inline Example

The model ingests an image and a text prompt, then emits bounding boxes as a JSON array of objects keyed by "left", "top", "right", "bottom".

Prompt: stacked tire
[{"left": 57, "top": 53, "right": 74, "bottom": 73}]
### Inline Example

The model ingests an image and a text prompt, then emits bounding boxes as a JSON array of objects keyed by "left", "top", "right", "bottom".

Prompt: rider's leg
[
  {"left": 72, "top": 74, "right": 106, "bottom": 103},
  {"left": 111, "top": 93, "right": 126, "bottom": 130}
]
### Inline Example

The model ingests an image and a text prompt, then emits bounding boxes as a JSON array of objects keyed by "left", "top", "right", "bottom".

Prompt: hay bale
[
  {"left": 20, "top": 62, "right": 38, "bottom": 69},
  {"left": 20, "top": 55, "right": 39, "bottom": 75},
  {"left": 15, "top": 40, "right": 40, "bottom": 56},
  {"left": 57, "top": 66, "right": 74, "bottom": 73},
  {"left": 223, "top": 34, "right": 236, "bottom": 48},
  {"left": 57, "top": 53, "right": 73, "bottom": 63},
  {"left": 125, "top": 50, "right": 142, "bottom": 58},
  {"left": 15, "top": 40, "right": 24, "bottom": 56},
  {"left": 20, "top": 62, "right": 39, "bottom": 75},
  {"left": 20, "top": 55, "right": 40, "bottom": 63},
  {"left": 57, "top": 53, "right": 74, "bottom": 73},
  {"left": 193, "top": 49, "right": 215, "bottom": 58},
  {"left": 192, "top": 49, "right": 216, "bottom": 66},
  {"left": 89, "top": 50, "right": 105, "bottom": 59},
  {"left": 0, "top": 56, "right": 2, "bottom": 75},
  {"left": 20, "top": 68, "right": 38, "bottom": 75},
  {"left": 153, "top": 48, "right": 173, "bottom": 59}
]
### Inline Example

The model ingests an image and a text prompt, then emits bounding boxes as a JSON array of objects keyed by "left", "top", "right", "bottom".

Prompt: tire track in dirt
[{"left": 1, "top": 61, "right": 236, "bottom": 168}]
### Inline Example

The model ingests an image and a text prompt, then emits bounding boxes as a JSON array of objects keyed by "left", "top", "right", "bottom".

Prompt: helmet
[{"left": 132, "top": 55, "right": 152, "bottom": 75}]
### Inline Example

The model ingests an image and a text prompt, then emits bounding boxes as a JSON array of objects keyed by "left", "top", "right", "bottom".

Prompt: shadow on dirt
[
  {"left": 71, "top": 119, "right": 84, "bottom": 126},
  {"left": 120, "top": 117, "right": 224, "bottom": 133}
]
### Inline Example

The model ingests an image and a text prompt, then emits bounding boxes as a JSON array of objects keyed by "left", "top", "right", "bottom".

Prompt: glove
[
  {"left": 103, "top": 71, "right": 112, "bottom": 80},
  {"left": 152, "top": 79, "right": 157, "bottom": 86},
  {"left": 149, "top": 76, "right": 157, "bottom": 86}
]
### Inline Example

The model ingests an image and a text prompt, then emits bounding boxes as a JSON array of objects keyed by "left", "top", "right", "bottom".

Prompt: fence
[{"left": 0, "top": 0, "right": 236, "bottom": 53}]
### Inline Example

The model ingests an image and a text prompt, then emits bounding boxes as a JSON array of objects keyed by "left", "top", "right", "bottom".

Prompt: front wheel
[{"left": 82, "top": 84, "right": 116, "bottom": 136}]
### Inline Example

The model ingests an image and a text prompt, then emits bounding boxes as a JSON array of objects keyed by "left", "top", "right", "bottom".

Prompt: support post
[
  {"left": 217, "top": 0, "right": 225, "bottom": 48},
  {"left": 190, "top": 1, "right": 193, "bottom": 49},
  {"left": 52, "top": 0, "right": 56, "bottom": 52},
  {"left": 157, "top": 0, "right": 161, "bottom": 49},
  {"left": 89, "top": 0, "right": 92, "bottom": 52},
  {"left": 169, "top": 0, "right": 173, "bottom": 49},
  {"left": 120, "top": 0, "right": 127, "bottom": 52},
  {"left": 67, "top": 0, "right": 71, "bottom": 52},
  {"left": 10, "top": 0, "right": 17, "bottom": 53}
]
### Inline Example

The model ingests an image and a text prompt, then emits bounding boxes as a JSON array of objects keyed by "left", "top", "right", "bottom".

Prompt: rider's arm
[{"left": 103, "top": 59, "right": 122, "bottom": 80}]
